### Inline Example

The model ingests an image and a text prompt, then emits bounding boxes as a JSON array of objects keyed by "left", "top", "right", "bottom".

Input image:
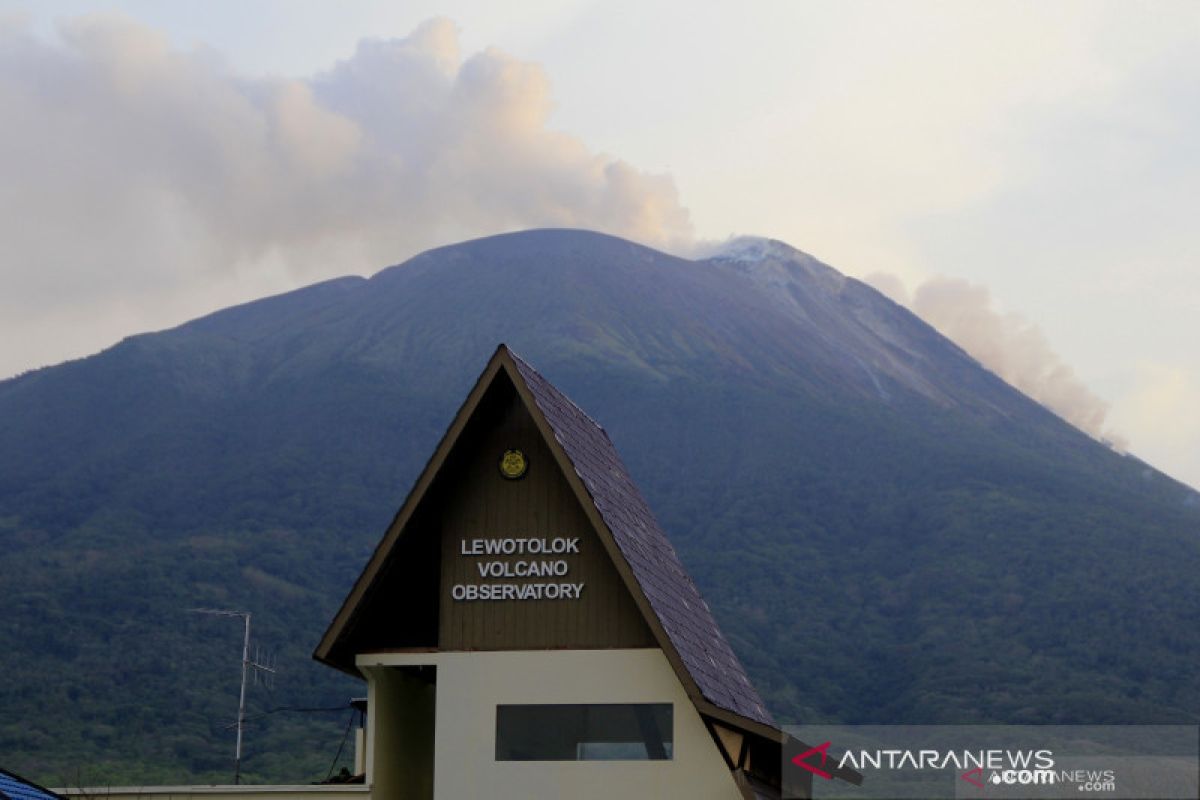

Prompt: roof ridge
[{"left": 501, "top": 344, "right": 608, "bottom": 433}]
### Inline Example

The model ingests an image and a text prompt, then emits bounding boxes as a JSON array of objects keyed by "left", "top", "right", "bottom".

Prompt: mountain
[{"left": 2, "top": 229, "right": 1197, "bottom": 785}]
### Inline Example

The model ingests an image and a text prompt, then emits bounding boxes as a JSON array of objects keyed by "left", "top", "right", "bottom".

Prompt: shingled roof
[{"left": 507, "top": 348, "right": 776, "bottom": 730}]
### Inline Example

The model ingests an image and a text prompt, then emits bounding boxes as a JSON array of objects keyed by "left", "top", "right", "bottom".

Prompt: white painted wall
[
  {"left": 357, "top": 649, "right": 742, "bottom": 800},
  {"left": 362, "top": 666, "right": 434, "bottom": 800}
]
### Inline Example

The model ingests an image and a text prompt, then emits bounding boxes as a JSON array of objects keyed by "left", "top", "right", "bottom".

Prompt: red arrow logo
[
  {"left": 962, "top": 766, "right": 985, "bottom": 788},
  {"left": 791, "top": 741, "right": 833, "bottom": 780}
]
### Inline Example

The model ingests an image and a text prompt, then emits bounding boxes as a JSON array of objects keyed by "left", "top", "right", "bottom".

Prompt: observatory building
[
  {"left": 61, "top": 345, "right": 851, "bottom": 799},
  {"left": 313, "top": 345, "right": 792, "bottom": 799}
]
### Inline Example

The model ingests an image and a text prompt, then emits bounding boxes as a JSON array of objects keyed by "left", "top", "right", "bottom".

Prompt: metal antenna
[
  {"left": 253, "top": 646, "right": 276, "bottom": 690},
  {"left": 192, "top": 609, "right": 277, "bottom": 784}
]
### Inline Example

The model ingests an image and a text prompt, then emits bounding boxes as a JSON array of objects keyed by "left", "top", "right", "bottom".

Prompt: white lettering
[
  {"left": 453, "top": 536, "right": 584, "bottom": 601},
  {"left": 463, "top": 537, "right": 581, "bottom": 556},
  {"left": 474, "top": 560, "right": 572, "bottom": 579},
  {"left": 449, "top": 582, "right": 586, "bottom": 601}
]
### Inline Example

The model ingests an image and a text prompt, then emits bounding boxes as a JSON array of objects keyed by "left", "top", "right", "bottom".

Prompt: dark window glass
[{"left": 495, "top": 703, "right": 673, "bottom": 761}]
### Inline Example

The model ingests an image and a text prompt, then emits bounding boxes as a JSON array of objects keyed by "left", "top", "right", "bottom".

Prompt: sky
[{"left": 0, "top": 1, "right": 1197, "bottom": 488}]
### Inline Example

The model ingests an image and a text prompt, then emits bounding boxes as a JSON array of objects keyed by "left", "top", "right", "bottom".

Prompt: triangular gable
[{"left": 315, "top": 344, "right": 779, "bottom": 742}]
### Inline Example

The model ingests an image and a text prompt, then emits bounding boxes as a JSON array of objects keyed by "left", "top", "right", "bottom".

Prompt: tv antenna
[{"left": 193, "top": 609, "right": 277, "bottom": 784}]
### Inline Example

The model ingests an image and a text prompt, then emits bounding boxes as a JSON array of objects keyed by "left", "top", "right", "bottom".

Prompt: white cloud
[
  {"left": 2, "top": 5, "right": 1194, "bottom": 491},
  {"left": 866, "top": 273, "right": 1122, "bottom": 446},
  {"left": 0, "top": 15, "right": 692, "bottom": 377}
]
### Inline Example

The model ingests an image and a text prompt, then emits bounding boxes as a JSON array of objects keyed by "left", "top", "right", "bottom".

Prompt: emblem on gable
[{"left": 499, "top": 449, "right": 528, "bottom": 480}]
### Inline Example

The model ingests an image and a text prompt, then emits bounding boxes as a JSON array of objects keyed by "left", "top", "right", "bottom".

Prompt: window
[{"left": 495, "top": 703, "right": 673, "bottom": 761}]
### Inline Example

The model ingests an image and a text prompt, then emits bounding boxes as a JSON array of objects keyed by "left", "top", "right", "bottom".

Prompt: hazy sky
[{"left": 1, "top": 1, "right": 1197, "bottom": 488}]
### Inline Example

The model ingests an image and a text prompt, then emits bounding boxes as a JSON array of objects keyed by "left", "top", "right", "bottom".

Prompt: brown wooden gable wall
[
  {"left": 334, "top": 371, "right": 655, "bottom": 656},
  {"left": 435, "top": 374, "right": 654, "bottom": 650}
]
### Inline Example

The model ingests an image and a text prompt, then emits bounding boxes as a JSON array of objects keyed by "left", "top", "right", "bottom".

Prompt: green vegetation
[{"left": 1, "top": 230, "right": 1197, "bottom": 784}]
